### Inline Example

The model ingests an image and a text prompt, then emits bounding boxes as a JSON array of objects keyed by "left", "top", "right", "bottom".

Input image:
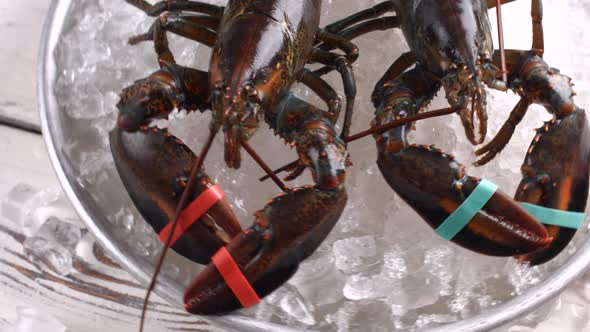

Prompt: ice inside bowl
[{"left": 43, "top": 0, "right": 590, "bottom": 330}]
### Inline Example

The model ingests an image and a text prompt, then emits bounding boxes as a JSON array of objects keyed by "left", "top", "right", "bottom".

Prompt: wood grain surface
[{"left": 0, "top": 0, "right": 47, "bottom": 128}]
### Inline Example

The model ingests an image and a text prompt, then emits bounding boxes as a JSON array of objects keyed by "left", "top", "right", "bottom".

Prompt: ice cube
[
  {"left": 15, "top": 307, "right": 66, "bottom": 332},
  {"left": 333, "top": 236, "right": 378, "bottom": 273},
  {"left": 388, "top": 273, "right": 442, "bottom": 310},
  {"left": 35, "top": 217, "right": 83, "bottom": 252},
  {"left": 2, "top": 183, "right": 37, "bottom": 224},
  {"left": 20, "top": 188, "right": 78, "bottom": 237},
  {"left": 343, "top": 274, "right": 387, "bottom": 301},
  {"left": 22, "top": 214, "right": 81, "bottom": 276},
  {"left": 23, "top": 236, "right": 72, "bottom": 276},
  {"left": 278, "top": 288, "right": 316, "bottom": 326},
  {"left": 332, "top": 301, "right": 356, "bottom": 332},
  {"left": 424, "top": 246, "right": 456, "bottom": 296},
  {"left": 288, "top": 252, "right": 345, "bottom": 306},
  {"left": 505, "top": 260, "right": 543, "bottom": 295},
  {"left": 108, "top": 207, "right": 136, "bottom": 234},
  {"left": 560, "top": 290, "right": 590, "bottom": 328},
  {"left": 332, "top": 301, "right": 393, "bottom": 332},
  {"left": 260, "top": 284, "right": 316, "bottom": 326},
  {"left": 344, "top": 249, "right": 409, "bottom": 302},
  {"left": 531, "top": 295, "right": 583, "bottom": 332},
  {"left": 511, "top": 296, "right": 559, "bottom": 329},
  {"left": 130, "top": 223, "right": 161, "bottom": 257}
]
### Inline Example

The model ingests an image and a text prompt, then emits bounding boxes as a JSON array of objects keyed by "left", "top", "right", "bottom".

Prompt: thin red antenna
[
  {"left": 496, "top": 0, "right": 508, "bottom": 84},
  {"left": 261, "top": 108, "right": 456, "bottom": 181},
  {"left": 344, "top": 107, "right": 455, "bottom": 143},
  {"left": 139, "top": 127, "right": 218, "bottom": 332},
  {"left": 242, "top": 140, "right": 290, "bottom": 192},
  {"left": 259, "top": 159, "right": 300, "bottom": 182}
]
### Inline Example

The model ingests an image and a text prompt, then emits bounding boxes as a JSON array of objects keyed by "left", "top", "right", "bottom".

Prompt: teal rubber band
[
  {"left": 435, "top": 179, "right": 498, "bottom": 240},
  {"left": 520, "top": 202, "right": 585, "bottom": 230}
]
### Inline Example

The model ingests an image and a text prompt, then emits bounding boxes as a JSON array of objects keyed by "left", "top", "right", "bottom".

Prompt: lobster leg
[
  {"left": 313, "top": 17, "right": 401, "bottom": 76},
  {"left": 124, "top": 0, "right": 224, "bottom": 17},
  {"left": 476, "top": 0, "right": 546, "bottom": 161},
  {"left": 373, "top": 67, "right": 551, "bottom": 256},
  {"left": 324, "top": 1, "right": 395, "bottom": 34},
  {"left": 184, "top": 95, "right": 348, "bottom": 314},
  {"left": 316, "top": 30, "right": 360, "bottom": 64},
  {"left": 324, "top": 16, "right": 401, "bottom": 46},
  {"left": 129, "top": 13, "right": 218, "bottom": 65},
  {"left": 474, "top": 97, "right": 529, "bottom": 166},
  {"left": 129, "top": 14, "right": 220, "bottom": 47},
  {"left": 372, "top": 51, "right": 417, "bottom": 105},
  {"left": 299, "top": 70, "right": 342, "bottom": 124},
  {"left": 309, "top": 48, "right": 357, "bottom": 138}
]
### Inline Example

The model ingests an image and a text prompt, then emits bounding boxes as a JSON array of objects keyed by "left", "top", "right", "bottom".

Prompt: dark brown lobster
[
  {"left": 109, "top": 0, "right": 399, "bottom": 320},
  {"left": 365, "top": 0, "right": 588, "bottom": 264}
]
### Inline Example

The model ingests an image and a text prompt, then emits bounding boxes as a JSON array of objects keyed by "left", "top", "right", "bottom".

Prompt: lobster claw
[
  {"left": 377, "top": 145, "right": 551, "bottom": 256},
  {"left": 184, "top": 186, "right": 347, "bottom": 315},
  {"left": 516, "top": 108, "right": 590, "bottom": 265},
  {"left": 109, "top": 128, "right": 242, "bottom": 265}
]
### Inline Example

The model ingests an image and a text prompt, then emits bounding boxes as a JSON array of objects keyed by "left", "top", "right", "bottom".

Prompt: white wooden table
[{"left": 2, "top": 1, "right": 590, "bottom": 332}]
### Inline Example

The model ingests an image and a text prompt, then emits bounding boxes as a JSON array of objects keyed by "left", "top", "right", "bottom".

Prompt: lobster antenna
[
  {"left": 259, "top": 159, "right": 300, "bottom": 182},
  {"left": 242, "top": 140, "right": 290, "bottom": 192},
  {"left": 496, "top": 0, "right": 508, "bottom": 84},
  {"left": 139, "top": 127, "right": 218, "bottom": 332},
  {"left": 344, "top": 107, "right": 455, "bottom": 142},
  {"left": 260, "top": 108, "right": 456, "bottom": 181}
]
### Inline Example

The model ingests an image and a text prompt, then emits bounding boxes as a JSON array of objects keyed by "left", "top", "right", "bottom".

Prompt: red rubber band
[
  {"left": 211, "top": 247, "right": 260, "bottom": 308},
  {"left": 159, "top": 185, "right": 225, "bottom": 246}
]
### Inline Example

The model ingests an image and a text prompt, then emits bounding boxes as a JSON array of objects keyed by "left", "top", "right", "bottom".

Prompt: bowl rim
[{"left": 37, "top": 0, "right": 590, "bottom": 331}]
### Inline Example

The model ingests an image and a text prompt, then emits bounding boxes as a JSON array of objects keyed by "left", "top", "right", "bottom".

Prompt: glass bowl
[{"left": 38, "top": 0, "right": 590, "bottom": 331}]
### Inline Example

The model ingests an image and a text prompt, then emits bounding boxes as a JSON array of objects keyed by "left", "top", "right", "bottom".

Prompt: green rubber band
[
  {"left": 435, "top": 179, "right": 498, "bottom": 240},
  {"left": 520, "top": 202, "right": 585, "bottom": 230}
]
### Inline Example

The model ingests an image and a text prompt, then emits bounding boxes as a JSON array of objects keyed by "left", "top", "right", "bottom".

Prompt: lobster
[
  {"left": 108, "top": 0, "right": 401, "bottom": 320},
  {"left": 364, "top": 0, "right": 589, "bottom": 264}
]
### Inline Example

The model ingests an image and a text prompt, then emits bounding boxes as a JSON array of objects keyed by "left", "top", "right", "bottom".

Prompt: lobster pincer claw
[
  {"left": 377, "top": 145, "right": 551, "bottom": 256},
  {"left": 184, "top": 186, "right": 347, "bottom": 315},
  {"left": 516, "top": 107, "right": 590, "bottom": 265},
  {"left": 110, "top": 128, "right": 242, "bottom": 265}
]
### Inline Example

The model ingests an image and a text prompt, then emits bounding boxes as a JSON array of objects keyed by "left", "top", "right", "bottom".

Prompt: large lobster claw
[
  {"left": 377, "top": 145, "right": 551, "bottom": 256},
  {"left": 516, "top": 108, "right": 590, "bottom": 264},
  {"left": 110, "top": 128, "right": 242, "bottom": 265},
  {"left": 184, "top": 186, "right": 347, "bottom": 315}
]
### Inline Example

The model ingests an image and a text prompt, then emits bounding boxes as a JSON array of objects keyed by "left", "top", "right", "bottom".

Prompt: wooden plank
[{"left": 0, "top": 0, "right": 48, "bottom": 127}]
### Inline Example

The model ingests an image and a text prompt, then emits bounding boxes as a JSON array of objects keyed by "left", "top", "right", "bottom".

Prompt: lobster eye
[
  {"left": 423, "top": 27, "right": 437, "bottom": 44},
  {"left": 444, "top": 46, "right": 455, "bottom": 57}
]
